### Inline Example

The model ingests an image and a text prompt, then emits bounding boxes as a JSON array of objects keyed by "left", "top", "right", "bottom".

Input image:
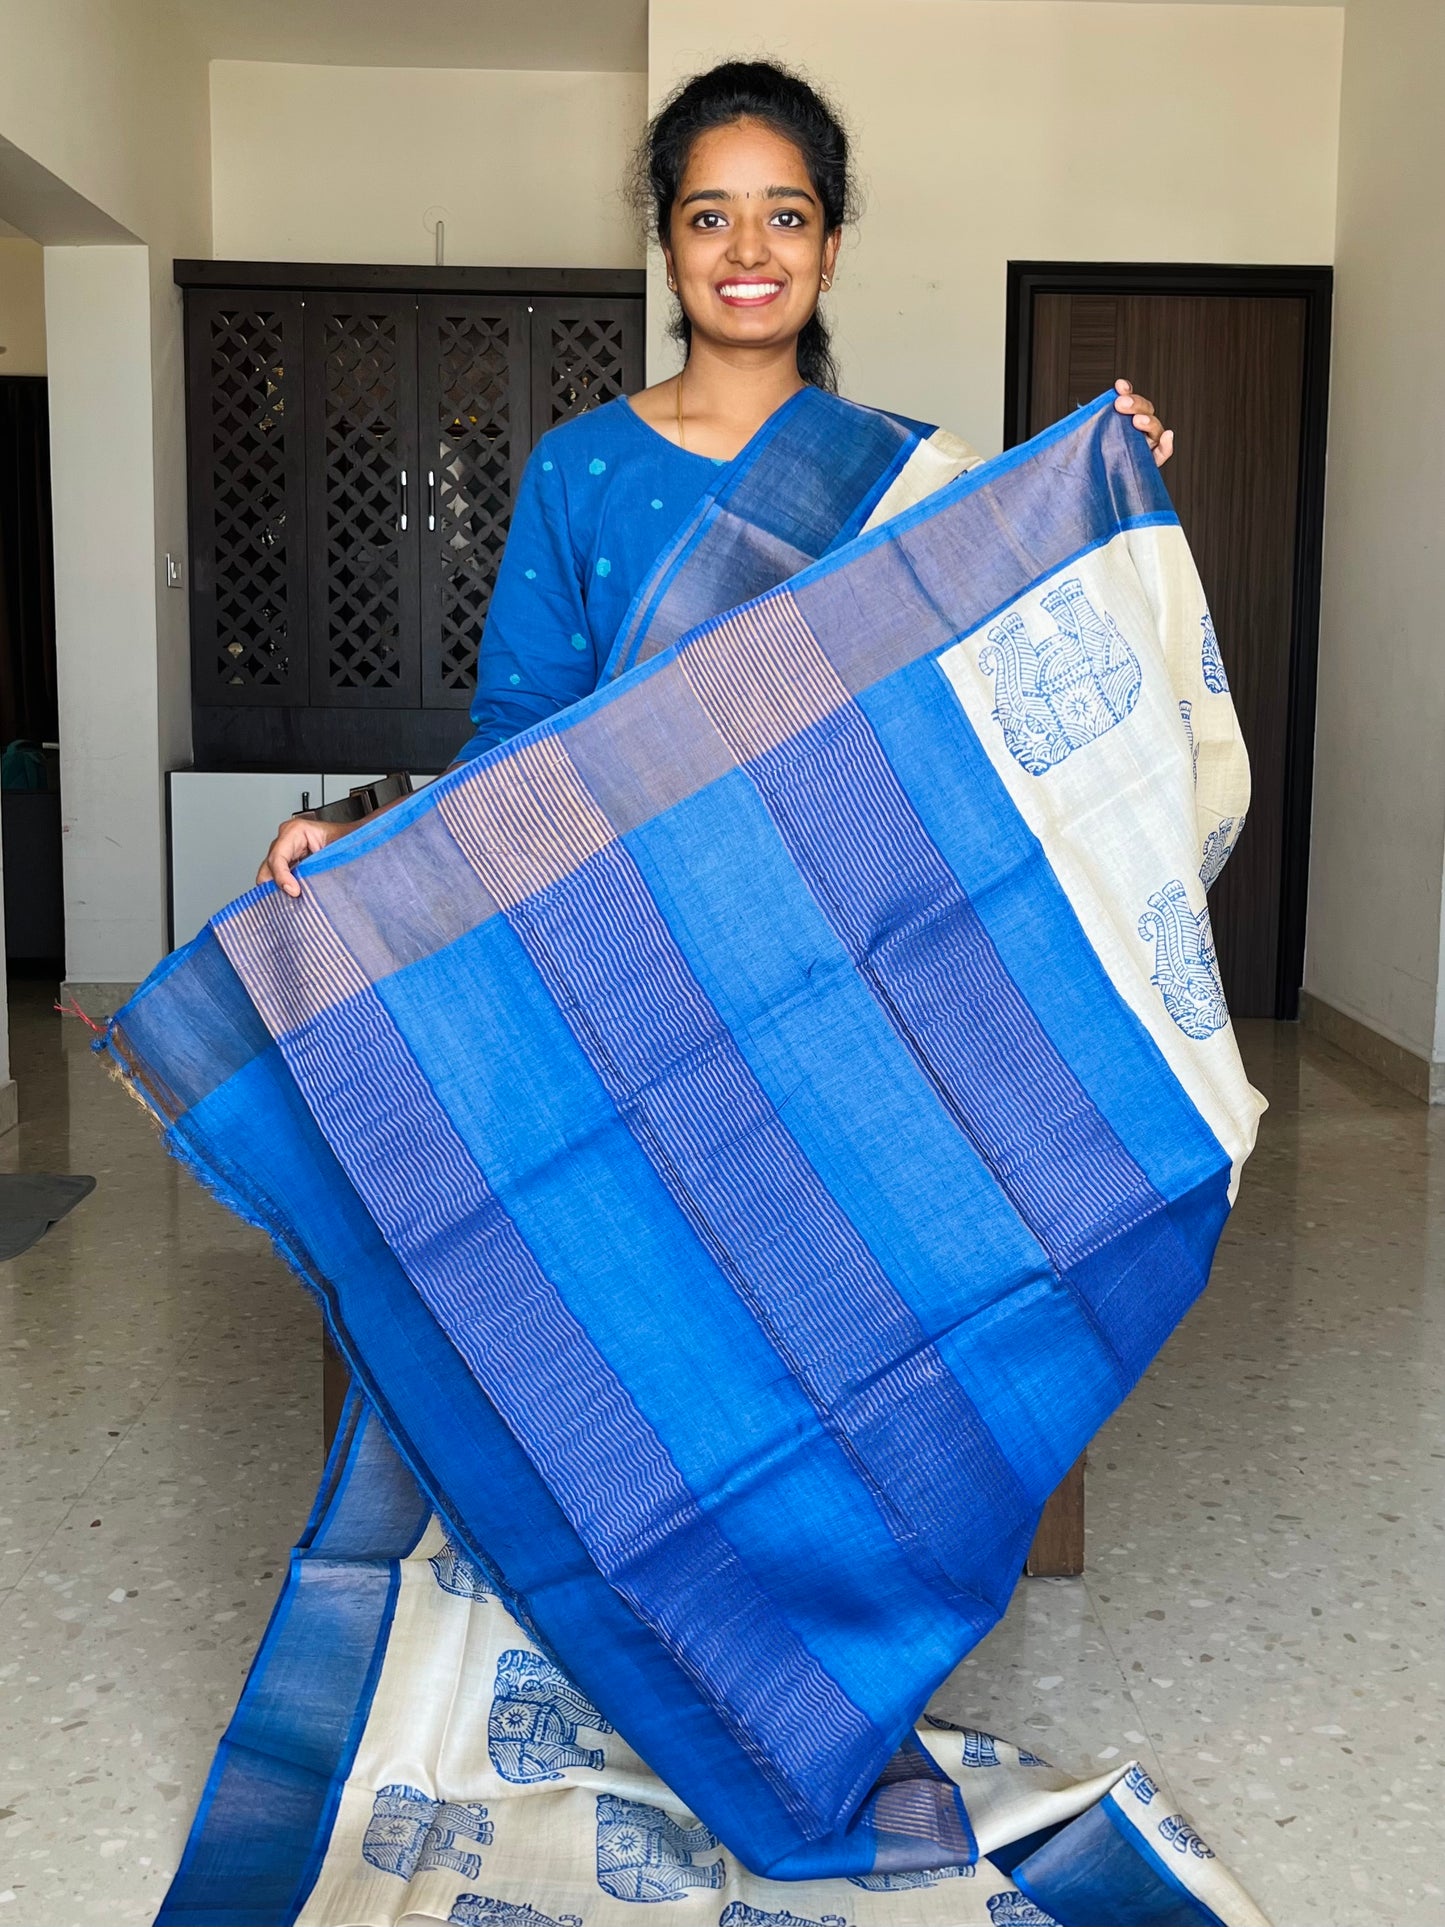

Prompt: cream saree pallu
[{"left": 106, "top": 393, "right": 1267, "bottom": 1927}]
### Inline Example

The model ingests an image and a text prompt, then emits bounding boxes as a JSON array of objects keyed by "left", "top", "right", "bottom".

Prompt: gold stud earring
[
  {"left": 821, "top": 274, "right": 833, "bottom": 291},
  {"left": 667, "top": 276, "right": 677, "bottom": 292}
]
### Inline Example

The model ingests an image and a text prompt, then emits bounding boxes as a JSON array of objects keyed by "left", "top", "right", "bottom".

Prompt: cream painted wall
[
  {"left": 211, "top": 63, "right": 646, "bottom": 266},
  {"left": 46, "top": 248, "right": 168, "bottom": 988},
  {"left": 648, "top": 1, "right": 1343, "bottom": 442},
  {"left": 1305, "top": 0, "right": 1445, "bottom": 1065},
  {"left": 0, "top": 2, "right": 208, "bottom": 251},
  {"left": 0, "top": 236, "right": 46, "bottom": 373},
  {"left": 0, "top": 0, "right": 211, "bottom": 986}
]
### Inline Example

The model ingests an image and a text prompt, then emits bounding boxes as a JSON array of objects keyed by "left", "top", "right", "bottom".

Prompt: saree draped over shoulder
[{"left": 108, "top": 391, "right": 1266, "bottom": 1927}]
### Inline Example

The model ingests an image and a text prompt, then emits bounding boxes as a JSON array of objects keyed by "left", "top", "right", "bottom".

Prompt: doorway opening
[{"left": 0, "top": 230, "right": 62, "bottom": 984}]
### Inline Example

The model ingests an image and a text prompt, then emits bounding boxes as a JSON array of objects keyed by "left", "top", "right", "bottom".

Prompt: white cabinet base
[
  {"left": 169, "top": 772, "right": 320, "bottom": 949},
  {"left": 168, "top": 770, "right": 439, "bottom": 951}
]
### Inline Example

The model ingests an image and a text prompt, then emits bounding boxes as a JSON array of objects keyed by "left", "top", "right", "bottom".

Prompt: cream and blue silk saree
[{"left": 107, "top": 390, "right": 1268, "bottom": 1927}]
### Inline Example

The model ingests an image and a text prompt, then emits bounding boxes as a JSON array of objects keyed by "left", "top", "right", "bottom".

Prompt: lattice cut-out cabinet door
[
  {"left": 186, "top": 294, "right": 309, "bottom": 705},
  {"left": 417, "top": 298, "right": 530, "bottom": 708},
  {"left": 530, "top": 297, "right": 644, "bottom": 442},
  {"left": 305, "top": 296, "right": 421, "bottom": 708}
]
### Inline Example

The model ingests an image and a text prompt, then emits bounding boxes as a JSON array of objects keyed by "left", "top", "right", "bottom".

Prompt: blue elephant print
[
  {"left": 1200, "top": 613, "right": 1229, "bottom": 694},
  {"left": 595, "top": 1794, "right": 725, "bottom": 1901},
  {"left": 430, "top": 1536, "right": 494, "bottom": 1600},
  {"left": 1123, "top": 1765, "right": 1158, "bottom": 1806},
  {"left": 1199, "top": 815, "right": 1245, "bottom": 891},
  {"left": 448, "top": 1898, "right": 580, "bottom": 1927},
  {"left": 362, "top": 1783, "right": 494, "bottom": 1881},
  {"left": 490, "top": 1648, "right": 612, "bottom": 1783},
  {"left": 849, "top": 1866, "right": 970, "bottom": 1890},
  {"left": 1158, "top": 1814, "right": 1215, "bottom": 1860},
  {"left": 925, "top": 1719, "right": 1002, "bottom": 1769},
  {"left": 959, "top": 1729, "right": 1001, "bottom": 1768},
  {"left": 718, "top": 1908, "right": 847, "bottom": 1926},
  {"left": 1178, "top": 699, "right": 1197, "bottom": 780},
  {"left": 978, "top": 576, "right": 1142, "bottom": 774},
  {"left": 986, "top": 1892, "right": 1060, "bottom": 1925},
  {"left": 1138, "top": 879, "right": 1228, "bottom": 1039}
]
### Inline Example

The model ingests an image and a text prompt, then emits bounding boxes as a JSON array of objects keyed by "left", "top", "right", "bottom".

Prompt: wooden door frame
[{"left": 1002, "top": 261, "right": 1333, "bottom": 1021}]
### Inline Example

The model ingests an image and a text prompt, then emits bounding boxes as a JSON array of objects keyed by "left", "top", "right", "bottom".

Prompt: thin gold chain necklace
[{"left": 675, "top": 370, "right": 687, "bottom": 452}]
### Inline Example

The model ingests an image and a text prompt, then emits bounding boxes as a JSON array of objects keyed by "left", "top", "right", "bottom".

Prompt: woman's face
[{"left": 663, "top": 117, "right": 840, "bottom": 357}]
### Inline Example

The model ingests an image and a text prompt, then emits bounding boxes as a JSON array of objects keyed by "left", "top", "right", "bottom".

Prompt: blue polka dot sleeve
[{"left": 452, "top": 442, "right": 600, "bottom": 764}]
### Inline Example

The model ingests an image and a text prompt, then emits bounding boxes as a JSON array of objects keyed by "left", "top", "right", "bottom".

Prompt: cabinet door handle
[
  {"left": 428, "top": 470, "right": 437, "bottom": 532},
  {"left": 399, "top": 468, "right": 409, "bottom": 533}
]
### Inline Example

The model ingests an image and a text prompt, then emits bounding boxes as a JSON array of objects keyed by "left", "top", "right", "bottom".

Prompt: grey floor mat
[{"left": 0, "top": 1172, "right": 96, "bottom": 1259}]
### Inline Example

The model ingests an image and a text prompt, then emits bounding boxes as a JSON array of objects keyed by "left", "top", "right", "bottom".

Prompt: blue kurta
[{"left": 456, "top": 399, "right": 725, "bottom": 763}]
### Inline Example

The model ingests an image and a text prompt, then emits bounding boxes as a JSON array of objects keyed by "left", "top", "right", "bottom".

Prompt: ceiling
[
  {"left": 173, "top": 0, "right": 1343, "bottom": 72},
  {"left": 174, "top": 0, "right": 649, "bottom": 72}
]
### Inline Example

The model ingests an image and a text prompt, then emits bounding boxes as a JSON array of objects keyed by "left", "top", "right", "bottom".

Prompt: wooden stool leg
[
  {"left": 1025, "top": 1452, "right": 1086, "bottom": 1577},
  {"left": 322, "top": 1325, "right": 350, "bottom": 1456}
]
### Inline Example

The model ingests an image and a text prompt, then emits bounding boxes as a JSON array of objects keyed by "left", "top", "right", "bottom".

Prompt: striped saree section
[
  {"left": 599, "top": 386, "right": 978, "bottom": 681},
  {"left": 108, "top": 392, "right": 1260, "bottom": 1887}
]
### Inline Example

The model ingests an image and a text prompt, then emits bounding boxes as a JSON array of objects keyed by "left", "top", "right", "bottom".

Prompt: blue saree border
[
  {"left": 155, "top": 1394, "right": 428, "bottom": 1926},
  {"left": 1012, "top": 1793, "right": 1229, "bottom": 1927}
]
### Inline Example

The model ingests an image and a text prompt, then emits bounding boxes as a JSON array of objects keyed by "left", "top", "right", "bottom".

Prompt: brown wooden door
[{"left": 1023, "top": 288, "right": 1312, "bottom": 1017}]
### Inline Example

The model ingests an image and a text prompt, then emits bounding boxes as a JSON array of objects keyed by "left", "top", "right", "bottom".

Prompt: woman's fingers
[
  {"left": 1114, "top": 386, "right": 1157, "bottom": 421},
  {"left": 255, "top": 798, "right": 398, "bottom": 899},
  {"left": 270, "top": 839, "right": 301, "bottom": 899},
  {"left": 1113, "top": 379, "right": 1172, "bottom": 461},
  {"left": 255, "top": 825, "right": 298, "bottom": 896},
  {"left": 256, "top": 818, "right": 330, "bottom": 898}
]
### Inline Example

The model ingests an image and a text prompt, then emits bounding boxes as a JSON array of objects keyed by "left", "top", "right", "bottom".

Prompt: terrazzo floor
[{"left": 0, "top": 983, "right": 1440, "bottom": 1927}]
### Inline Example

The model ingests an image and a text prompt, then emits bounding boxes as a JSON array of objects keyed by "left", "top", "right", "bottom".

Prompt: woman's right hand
[{"left": 256, "top": 814, "right": 350, "bottom": 899}]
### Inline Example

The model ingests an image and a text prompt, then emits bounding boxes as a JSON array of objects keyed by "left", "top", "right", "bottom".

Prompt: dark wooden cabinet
[
  {"left": 178, "top": 263, "right": 645, "bottom": 770},
  {"left": 186, "top": 292, "right": 309, "bottom": 710},
  {"left": 305, "top": 294, "right": 421, "bottom": 710},
  {"left": 419, "top": 296, "right": 531, "bottom": 710}
]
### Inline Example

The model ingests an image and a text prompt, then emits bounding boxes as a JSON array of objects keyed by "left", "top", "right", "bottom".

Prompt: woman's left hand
[{"left": 1114, "top": 378, "right": 1174, "bottom": 467}]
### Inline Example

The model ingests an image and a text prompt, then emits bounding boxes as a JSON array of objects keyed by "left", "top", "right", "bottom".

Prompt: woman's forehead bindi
[{"left": 678, "top": 183, "right": 818, "bottom": 208}]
